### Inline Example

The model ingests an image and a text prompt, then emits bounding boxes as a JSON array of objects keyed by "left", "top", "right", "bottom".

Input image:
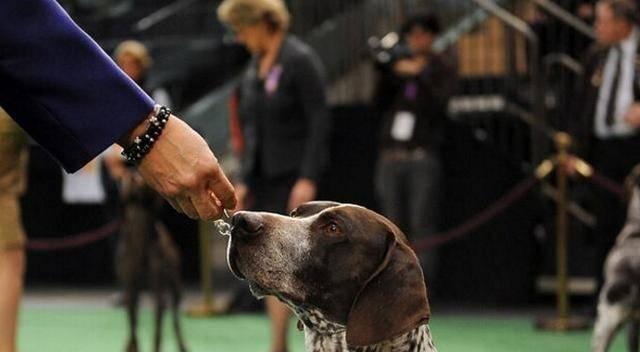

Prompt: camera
[{"left": 367, "top": 32, "right": 412, "bottom": 69}]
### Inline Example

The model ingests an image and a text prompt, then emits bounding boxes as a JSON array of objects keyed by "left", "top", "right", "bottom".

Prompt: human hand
[
  {"left": 625, "top": 103, "right": 640, "bottom": 128},
  {"left": 287, "top": 178, "right": 317, "bottom": 212},
  {"left": 127, "top": 115, "right": 237, "bottom": 220},
  {"left": 393, "top": 57, "right": 427, "bottom": 77}
]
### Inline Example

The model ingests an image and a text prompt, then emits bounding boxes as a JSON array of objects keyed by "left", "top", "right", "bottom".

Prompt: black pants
[
  {"left": 374, "top": 149, "right": 442, "bottom": 282},
  {"left": 591, "top": 136, "right": 640, "bottom": 291}
]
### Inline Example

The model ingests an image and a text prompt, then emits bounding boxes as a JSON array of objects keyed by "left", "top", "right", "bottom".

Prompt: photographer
[{"left": 373, "top": 12, "right": 455, "bottom": 281}]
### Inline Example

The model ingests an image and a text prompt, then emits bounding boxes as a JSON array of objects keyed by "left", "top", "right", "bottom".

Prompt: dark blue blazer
[{"left": 0, "top": 0, "right": 154, "bottom": 172}]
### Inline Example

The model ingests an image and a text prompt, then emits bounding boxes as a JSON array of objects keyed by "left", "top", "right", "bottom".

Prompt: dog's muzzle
[{"left": 226, "top": 212, "right": 265, "bottom": 280}]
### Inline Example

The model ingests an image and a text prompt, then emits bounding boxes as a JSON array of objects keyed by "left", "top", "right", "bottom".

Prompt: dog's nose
[{"left": 231, "top": 212, "right": 264, "bottom": 239}]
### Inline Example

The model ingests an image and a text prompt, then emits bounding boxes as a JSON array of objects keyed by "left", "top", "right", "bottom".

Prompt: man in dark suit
[
  {"left": 0, "top": 0, "right": 236, "bottom": 221},
  {"left": 570, "top": 0, "right": 640, "bottom": 298}
]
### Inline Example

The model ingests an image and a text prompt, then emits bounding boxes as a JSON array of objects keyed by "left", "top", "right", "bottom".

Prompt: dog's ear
[
  {"left": 290, "top": 201, "right": 341, "bottom": 218},
  {"left": 345, "top": 219, "right": 430, "bottom": 347}
]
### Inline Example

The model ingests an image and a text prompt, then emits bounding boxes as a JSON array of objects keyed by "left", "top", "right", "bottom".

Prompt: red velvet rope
[{"left": 26, "top": 219, "right": 121, "bottom": 251}]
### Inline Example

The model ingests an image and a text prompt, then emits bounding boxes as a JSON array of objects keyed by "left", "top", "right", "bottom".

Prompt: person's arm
[
  {"left": 0, "top": 0, "right": 236, "bottom": 219},
  {"left": 0, "top": 0, "right": 153, "bottom": 171}
]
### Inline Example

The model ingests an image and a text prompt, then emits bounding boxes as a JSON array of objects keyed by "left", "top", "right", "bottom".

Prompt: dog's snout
[{"left": 232, "top": 212, "right": 264, "bottom": 238}]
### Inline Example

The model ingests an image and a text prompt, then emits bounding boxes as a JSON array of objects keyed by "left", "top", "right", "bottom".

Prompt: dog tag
[{"left": 214, "top": 209, "right": 233, "bottom": 237}]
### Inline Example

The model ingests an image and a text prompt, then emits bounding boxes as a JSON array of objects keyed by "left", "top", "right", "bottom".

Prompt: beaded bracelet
[{"left": 121, "top": 105, "right": 171, "bottom": 164}]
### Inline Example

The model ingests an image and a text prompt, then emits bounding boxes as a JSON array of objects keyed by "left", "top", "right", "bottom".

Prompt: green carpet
[{"left": 18, "top": 307, "right": 627, "bottom": 351}]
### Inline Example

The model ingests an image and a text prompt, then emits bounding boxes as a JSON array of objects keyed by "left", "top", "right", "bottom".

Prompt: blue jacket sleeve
[{"left": 0, "top": 0, "right": 155, "bottom": 172}]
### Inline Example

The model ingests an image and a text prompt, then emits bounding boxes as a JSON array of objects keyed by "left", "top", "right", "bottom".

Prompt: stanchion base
[
  {"left": 186, "top": 302, "right": 224, "bottom": 318},
  {"left": 535, "top": 316, "right": 591, "bottom": 331}
]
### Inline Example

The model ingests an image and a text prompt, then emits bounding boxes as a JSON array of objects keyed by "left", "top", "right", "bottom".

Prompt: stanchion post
[
  {"left": 536, "top": 132, "right": 589, "bottom": 331},
  {"left": 555, "top": 132, "right": 570, "bottom": 326},
  {"left": 187, "top": 220, "right": 218, "bottom": 317}
]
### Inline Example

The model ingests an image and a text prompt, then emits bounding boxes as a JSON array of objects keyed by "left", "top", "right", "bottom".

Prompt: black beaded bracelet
[{"left": 121, "top": 105, "right": 171, "bottom": 165}]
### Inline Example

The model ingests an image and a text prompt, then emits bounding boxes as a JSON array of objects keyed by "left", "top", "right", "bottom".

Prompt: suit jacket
[
  {"left": 570, "top": 41, "right": 640, "bottom": 158},
  {"left": 0, "top": 0, "right": 154, "bottom": 173},
  {"left": 237, "top": 35, "right": 330, "bottom": 184}
]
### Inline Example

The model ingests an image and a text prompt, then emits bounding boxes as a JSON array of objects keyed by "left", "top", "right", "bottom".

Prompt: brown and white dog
[
  {"left": 593, "top": 165, "right": 640, "bottom": 352},
  {"left": 226, "top": 201, "right": 436, "bottom": 352}
]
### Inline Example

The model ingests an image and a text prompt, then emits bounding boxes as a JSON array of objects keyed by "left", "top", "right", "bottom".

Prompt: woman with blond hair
[{"left": 218, "top": 0, "right": 330, "bottom": 351}]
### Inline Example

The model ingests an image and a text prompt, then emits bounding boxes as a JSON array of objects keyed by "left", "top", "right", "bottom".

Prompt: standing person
[
  {"left": 1, "top": 0, "right": 236, "bottom": 221},
  {"left": 373, "top": 13, "right": 454, "bottom": 282},
  {"left": 0, "top": 108, "right": 29, "bottom": 352},
  {"left": 114, "top": 40, "right": 173, "bottom": 108},
  {"left": 217, "top": 1, "right": 330, "bottom": 351},
  {"left": 569, "top": 0, "right": 640, "bottom": 301}
]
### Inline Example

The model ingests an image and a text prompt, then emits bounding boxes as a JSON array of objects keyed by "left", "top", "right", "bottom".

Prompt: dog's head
[{"left": 226, "top": 201, "right": 430, "bottom": 346}]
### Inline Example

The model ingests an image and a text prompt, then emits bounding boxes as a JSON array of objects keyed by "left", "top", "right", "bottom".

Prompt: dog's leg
[
  {"left": 151, "top": 266, "right": 167, "bottom": 352},
  {"left": 153, "top": 287, "right": 167, "bottom": 352},
  {"left": 592, "top": 296, "right": 630, "bottom": 352},
  {"left": 155, "top": 221, "right": 188, "bottom": 352},
  {"left": 170, "top": 278, "right": 188, "bottom": 352},
  {"left": 125, "top": 282, "right": 140, "bottom": 352},
  {"left": 628, "top": 319, "right": 639, "bottom": 352}
]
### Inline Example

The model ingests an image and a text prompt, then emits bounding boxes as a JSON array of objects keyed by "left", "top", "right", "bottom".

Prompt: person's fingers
[
  {"left": 165, "top": 198, "right": 182, "bottom": 213},
  {"left": 177, "top": 196, "right": 199, "bottom": 220},
  {"left": 209, "top": 191, "right": 223, "bottom": 208},
  {"left": 208, "top": 168, "right": 237, "bottom": 210},
  {"left": 191, "top": 190, "right": 221, "bottom": 221}
]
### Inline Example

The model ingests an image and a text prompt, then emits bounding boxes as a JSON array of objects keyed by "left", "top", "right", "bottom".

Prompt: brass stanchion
[
  {"left": 536, "top": 132, "right": 589, "bottom": 331},
  {"left": 187, "top": 220, "right": 219, "bottom": 317}
]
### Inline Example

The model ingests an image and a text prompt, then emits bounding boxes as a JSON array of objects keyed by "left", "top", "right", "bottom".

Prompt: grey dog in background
[
  {"left": 116, "top": 171, "right": 188, "bottom": 352},
  {"left": 593, "top": 165, "right": 640, "bottom": 352}
]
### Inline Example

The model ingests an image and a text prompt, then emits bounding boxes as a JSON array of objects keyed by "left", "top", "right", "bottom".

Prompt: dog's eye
[{"left": 326, "top": 223, "right": 340, "bottom": 234}]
